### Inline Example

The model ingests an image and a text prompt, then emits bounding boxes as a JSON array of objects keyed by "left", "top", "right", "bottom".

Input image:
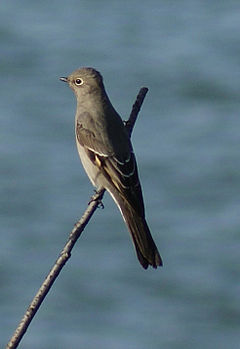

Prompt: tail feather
[{"left": 119, "top": 200, "right": 163, "bottom": 269}]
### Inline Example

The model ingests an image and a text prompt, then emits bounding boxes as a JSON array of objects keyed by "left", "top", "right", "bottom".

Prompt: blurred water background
[{"left": 1, "top": 1, "right": 240, "bottom": 348}]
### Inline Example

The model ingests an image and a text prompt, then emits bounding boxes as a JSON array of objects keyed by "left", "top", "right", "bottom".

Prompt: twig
[
  {"left": 125, "top": 87, "right": 148, "bottom": 137},
  {"left": 6, "top": 87, "right": 148, "bottom": 349}
]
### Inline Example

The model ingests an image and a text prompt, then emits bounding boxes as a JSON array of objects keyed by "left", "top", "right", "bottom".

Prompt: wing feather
[{"left": 76, "top": 119, "right": 145, "bottom": 216}]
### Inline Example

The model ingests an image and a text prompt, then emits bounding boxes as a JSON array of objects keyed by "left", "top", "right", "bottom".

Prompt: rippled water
[{"left": 1, "top": 1, "right": 240, "bottom": 348}]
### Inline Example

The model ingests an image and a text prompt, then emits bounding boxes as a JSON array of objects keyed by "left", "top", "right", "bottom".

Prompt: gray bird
[{"left": 60, "top": 67, "right": 162, "bottom": 269}]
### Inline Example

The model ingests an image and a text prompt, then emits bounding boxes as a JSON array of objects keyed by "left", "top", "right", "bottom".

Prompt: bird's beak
[{"left": 59, "top": 77, "right": 68, "bottom": 82}]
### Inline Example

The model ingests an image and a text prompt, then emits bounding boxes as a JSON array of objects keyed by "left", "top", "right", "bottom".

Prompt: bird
[{"left": 60, "top": 67, "right": 162, "bottom": 269}]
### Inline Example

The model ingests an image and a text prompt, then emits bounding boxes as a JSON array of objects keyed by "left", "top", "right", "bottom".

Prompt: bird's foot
[{"left": 88, "top": 189, "right": 104, "bottom": 209}]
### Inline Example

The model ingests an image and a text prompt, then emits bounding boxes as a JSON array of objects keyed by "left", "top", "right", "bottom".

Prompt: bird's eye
[{"left": 75, "top": 78, "right": 83, "bottom": 86}]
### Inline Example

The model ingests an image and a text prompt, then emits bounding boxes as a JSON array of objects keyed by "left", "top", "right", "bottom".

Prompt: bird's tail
[{"left": 116, "top": 198, "right": 163, "bottom": 269}]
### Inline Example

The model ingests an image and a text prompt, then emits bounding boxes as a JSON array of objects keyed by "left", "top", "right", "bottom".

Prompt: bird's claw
[
  {"left": 98, "top": 201, "right": 104, "bottom": 209},
  {"left": 88, "top": 190, "right": 104, "bottom": 209}
]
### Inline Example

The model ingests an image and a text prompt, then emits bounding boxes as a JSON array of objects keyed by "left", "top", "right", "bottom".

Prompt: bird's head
[{"left": 60, "top": 67, "right": 104, "bottom": 100}]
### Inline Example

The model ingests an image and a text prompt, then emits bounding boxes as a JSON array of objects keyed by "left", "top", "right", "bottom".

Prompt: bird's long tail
[{"left": 113, "top": 195, "right": 163, "bottom": 269}]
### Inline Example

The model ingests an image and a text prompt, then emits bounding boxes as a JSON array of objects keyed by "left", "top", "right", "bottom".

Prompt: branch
[
  {"left": 125, "top": 87, "right": 148, "bottom": 137},
  {"left": 6, "top": 87, "right": 148, "bottom": 349}
]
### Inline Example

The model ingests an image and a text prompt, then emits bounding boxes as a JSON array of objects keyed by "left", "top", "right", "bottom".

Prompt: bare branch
[
  {"left": 6, "top": 87, "right": 148, "bottom": 349},
  {"left": 125, "top": 87, "right": 148, "bottom": 137}
]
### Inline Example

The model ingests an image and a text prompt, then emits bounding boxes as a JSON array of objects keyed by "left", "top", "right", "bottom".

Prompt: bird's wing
[{"left": 76, "top": 119, "right": 145, "bottom": 216}]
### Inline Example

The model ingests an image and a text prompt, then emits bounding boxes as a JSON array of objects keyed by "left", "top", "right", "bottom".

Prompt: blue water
[{"left": 1, "top": 1, "right": 240, "bottom": 348}]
